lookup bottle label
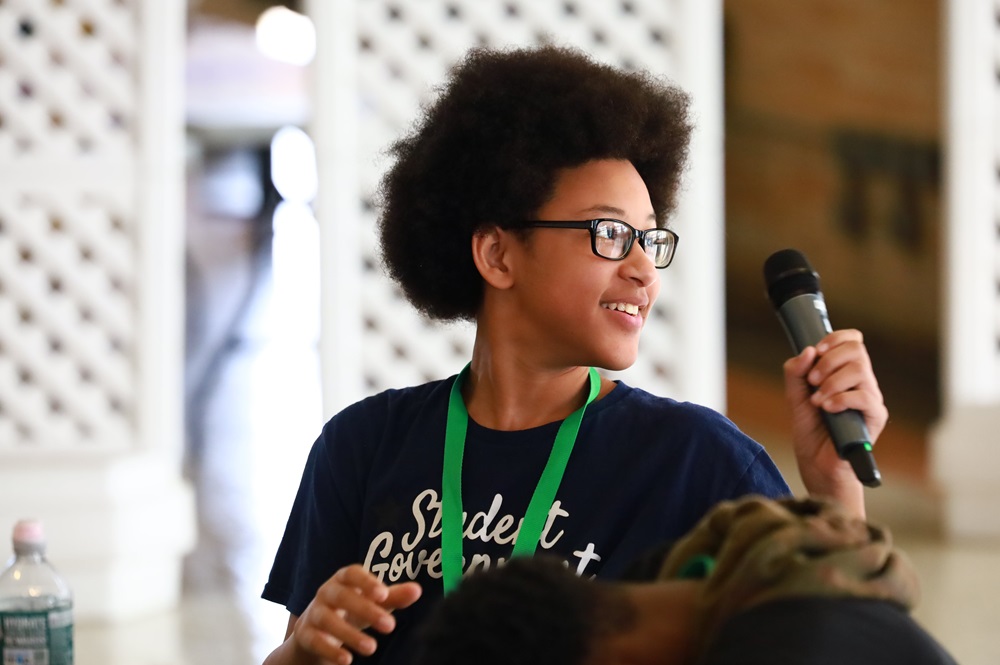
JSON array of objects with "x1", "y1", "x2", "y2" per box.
[{"x1": 0, "y1": 609, "x2": 73, "y2": 665}]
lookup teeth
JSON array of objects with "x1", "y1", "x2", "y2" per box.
[{"x1": 602, "y1": 302, "x2": 640, "y2": 316}]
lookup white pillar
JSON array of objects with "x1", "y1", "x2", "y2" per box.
[
  {"x1": 306, "y1": 0, "x2": 366, "y2": 417},
  {"x1": 0, "y1": 0, "x2": 195, "y2": 618},
  {"x1": 671, "y1": 0, "x2": 726, "y2": 411},
  {"x1": 929, "y1": 0, "x2": 1000, "y2": 540}
]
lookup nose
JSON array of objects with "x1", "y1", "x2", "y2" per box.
[{"x1": 620, "y1": 238, "x2": 659, "y2": 287}]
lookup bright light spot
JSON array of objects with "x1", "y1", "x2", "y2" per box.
[
  {"x1": 255, "y1": 6, "x2": 316, "y2": 66},
  {"x1": 270, "y1": 125, "x2": 317, "y2": 204},
  {"x1": 271, "y1": 201, "x2": 320, "y2": 343}
]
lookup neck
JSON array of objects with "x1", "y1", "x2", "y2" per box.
[{"x1": 464, "y1": 341, "x2": 614, "y2": 431}]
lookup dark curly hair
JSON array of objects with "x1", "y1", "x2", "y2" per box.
[
  {"x1": 377, "y1": 45, "x2": 693, "y2": 321},
  {"x1": 413, "y1": 556, "x2": 635, "y2": 665}
]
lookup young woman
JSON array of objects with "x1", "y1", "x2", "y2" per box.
[{"x1": 261, "y1": 45, "x2": 887, "y2": 665}]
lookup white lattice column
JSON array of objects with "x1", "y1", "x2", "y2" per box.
[
  {"x1": 307, "y1": 0, "x2": 365, "y2": 416},
  {"x1": 0, "y1": 0, "x2": 195, "y2": 618},
  {"x1": 309, "y1": 0, "x2": 725, "y2": 415},
  {"x1": 929, "y1": 0, "x2": 1000, "y2": 540},
  {"x1": 667, "y1": 0, "x2": 725, "y2": 411}
]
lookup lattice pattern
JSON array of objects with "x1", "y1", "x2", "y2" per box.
[
  {"x1": 994, "y1": 2, "x2": 1000, "y2": 387},
  {"x1": 0, "y1": 0, "x2": 135, "y2": 160},
  {"x1": 0, "y1": 187, "x2": 135, "y2": 451},
  {"x1": 354, "y1": 0, "x2": 683, "y2": 394},
  {"x1": 0, "y1": 0, "x2": 139, "y2": 452}
]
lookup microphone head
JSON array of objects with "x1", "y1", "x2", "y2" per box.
[{"x1": 764, "y1": 249, "x2": 821, "y2": 308}]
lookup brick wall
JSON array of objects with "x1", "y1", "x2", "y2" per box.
[{"x1": 723, "y1": 0, "x2": 942, "y2": 422}]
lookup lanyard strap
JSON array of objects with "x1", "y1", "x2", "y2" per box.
[{"x1": 441, "y1": 364, "x2": 600, "y2": 593}]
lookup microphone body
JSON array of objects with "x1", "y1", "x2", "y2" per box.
[{"x1": 764, "y1": 250, "x2": 882, "y2": 488}]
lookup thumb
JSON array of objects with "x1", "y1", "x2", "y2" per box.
[{"x1": 784, "y1": 346, "x2": 816, "y2": 401}]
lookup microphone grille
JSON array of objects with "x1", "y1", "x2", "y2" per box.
[{"x1": 763, "y1": 249, "x2": 820, "y2": 308}]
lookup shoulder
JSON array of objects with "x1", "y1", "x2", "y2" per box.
[
  {"x1": 309, "y1": 377, "x2": 454, "y2": 466},
  {"x1": 594, "y1": 382, "x2": 749, "y2": 440},
  {"x1": 324, "y1": 377, "x2": 453, "y2": 434},
  {"x1": 589, "y1": 382, "x2": 788, "y2": 495}
]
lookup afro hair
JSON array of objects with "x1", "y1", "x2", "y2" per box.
[
  {"x1": 413, "y1": 556, "x2": 634, "y2": 665},
  {"x1": 377, "y1": 44, "x2": 692, "y2": 321}
]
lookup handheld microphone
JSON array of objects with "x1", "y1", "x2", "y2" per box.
[{"x1": 763, "y1": 249, "x2": 882, "y2": 488}]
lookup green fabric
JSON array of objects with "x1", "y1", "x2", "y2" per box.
[{"x1": 442, "y1": 366, "x2": 600, "y2": 594}]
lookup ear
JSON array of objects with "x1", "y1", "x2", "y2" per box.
[{"x1": 471, "y1": 226, "x2": 517, "y2": 290}]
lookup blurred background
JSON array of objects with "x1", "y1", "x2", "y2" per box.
[{"x1": 0, "y1": 0, "x2": 998, "y2": 663}]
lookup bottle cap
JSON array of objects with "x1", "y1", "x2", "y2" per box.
[{"x1": 12, "y1": 519, "x2": 45, "y2": 547}]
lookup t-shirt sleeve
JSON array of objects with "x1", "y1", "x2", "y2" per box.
[
  {"x1": 261, "y1": 399, "x2": 377, "y2": 616},
  {"x1": 669, "y1": 402, "x2": 792, "y2": 510},
  {"x1": 731, "y1": 446, "x2": 792, "y2": 499}
]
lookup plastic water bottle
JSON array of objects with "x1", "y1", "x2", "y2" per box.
[{"x1": 0, "y1": 519, "x2": 74, "y2": 665}]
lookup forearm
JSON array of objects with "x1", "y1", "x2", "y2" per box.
[{"x1": 801, "y1": 463, "x2": 865, "y2": 519}]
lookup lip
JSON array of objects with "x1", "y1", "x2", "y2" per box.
[{"x1": 600, "y1": 301, "x2": 648, "y2": 329}]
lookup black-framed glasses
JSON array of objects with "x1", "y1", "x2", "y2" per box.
[{"x1": 509, "y1": 218, "x2": 679, "y2": 268}]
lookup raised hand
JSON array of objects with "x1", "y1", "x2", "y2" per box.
[{"x1": 783, "y1": 329, "x2": 888, "y2": 517}]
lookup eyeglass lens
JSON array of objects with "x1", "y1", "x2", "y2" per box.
[{"x1": 594, "y1": 220, "x2": 673, "y2": 267}]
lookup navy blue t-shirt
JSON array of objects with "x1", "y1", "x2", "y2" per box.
[{"x1": 263, "y1": 377, "x2": 790, "y2": 664}]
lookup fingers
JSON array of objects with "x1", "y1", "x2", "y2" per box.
[
  {"x1": 384, "y1": 581, "x2": 423, "y2": 611},
  {"x1": 784, "y1": 330, "x2": 866, "y2": 389},
  {"x1": 296, "y1": 602, "x2": 377, "y2": 663},
  {"x1": 294, "y1": 565, "x2": 422, "y2": 665},
  {"x1": 783, "y1": 347, "x2": 823, "y2": 420},
  {"x1": 323, "y1": 566, "x2": 396, "y2": 631},
  {"x1": 786, "y1": 329, "x2": 888, "y2": 433},
  {"x1": 783, "y1": 344, "x2": 817, "y2": 382},
  {"x1": 807, "y1": 339, "x2": 876, "y2": 401}
]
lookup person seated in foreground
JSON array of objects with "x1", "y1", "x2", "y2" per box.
[{"x1": 414, "y1": 495, "x2": 958, "y2": 665}]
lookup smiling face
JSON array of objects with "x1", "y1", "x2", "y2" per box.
[{"x1": 498, "y1": 159, "x2": 663, "y2": 372}]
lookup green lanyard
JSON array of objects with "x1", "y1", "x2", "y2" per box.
[{"x1": 441, "y1": 363, "x2": 601, "y2": 593}]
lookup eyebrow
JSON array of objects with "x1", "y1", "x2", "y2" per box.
[{"x1": 578, "y1": 205, "x2": 657, "y2": 222}]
